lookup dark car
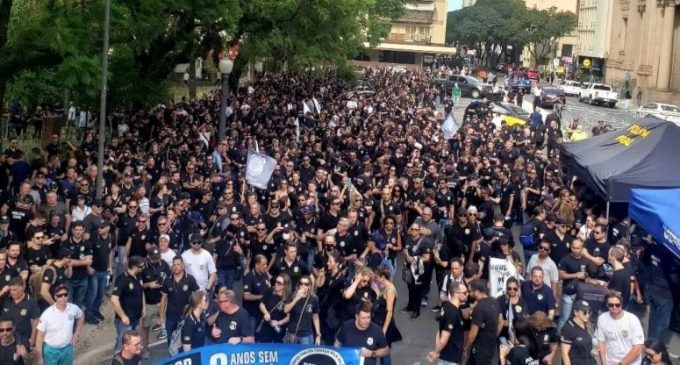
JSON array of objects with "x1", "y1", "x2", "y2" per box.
[
  {"x1": 539, "y1": 87, "x2": 566, "y2": 108},
  {"x1": 433, "y1": 75, "x2": 494, "y2": 99}
]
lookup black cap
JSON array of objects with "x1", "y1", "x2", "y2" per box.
[
  {"x1": 483, "y1": 228, "x2": 496, "y2": 240},
  {"x1": 555, "y1": 216, "x2": 568, "y2": 225},
  {"x1": 98, "y1": 219, "x2": 110, "y2": 229},
  {"x1": 456, "y1": 207, "x2": 468, "y2": 216},
  {"x1": 148, "y1": 245, "x2": 161, "y2": 260},
  {"x1": 573, "y1": 300, "x2": 591, "y2": 313}
]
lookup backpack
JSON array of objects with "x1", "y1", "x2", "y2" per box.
[
  {"x1": 29, "y1": 265, "x2": 56, "y2": 298},
  {"x1": 519, "y1": 220, "x2": 540, "y2": 248},
  {"x1": 168, "y1": 318, "x2": 186, "y2": 356}
]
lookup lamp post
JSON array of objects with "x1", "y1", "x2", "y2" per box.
[
  {"x1": 96, "y1": 0, "x2": 111, "y2": 200},
  {"x1": 217, "y1": 58, "x2": 233, "y2": 141}
]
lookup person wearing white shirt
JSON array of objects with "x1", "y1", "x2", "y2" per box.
[
  {"x1": 526, "y1": 240, "x2": 559, "y2": 301},
  {"x1": 158, "y1": 234, "x2": 176, "y2": 268},
  {"x1": 595, "y1": 292, "x2": 644, "y2": 365},
  {"x1": 35, "y1": 284, "x2": 85, "y2": 365},
  {"x1": 181, "y1": 237, "x2": 217, "y2": 291}
]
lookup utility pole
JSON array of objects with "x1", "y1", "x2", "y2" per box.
[{"x1": 96, "y1": 0, "x2": 110, "y2": 199}]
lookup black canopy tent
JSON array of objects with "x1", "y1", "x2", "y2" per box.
[{"x1": 560, "y1": 116, "x2": 680, "y2": 214}]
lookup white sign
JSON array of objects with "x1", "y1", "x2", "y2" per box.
[{"x1": 489, "y1": 257, "x2": 518, "y2": 298}]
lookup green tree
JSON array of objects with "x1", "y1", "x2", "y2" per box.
[{"x1": 521, "y1": 7, "x2": 577, "y2": 67}]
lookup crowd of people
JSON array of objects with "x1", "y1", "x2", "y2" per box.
[{"x1": 0, "y1": 66, "x2": 678, "y2": 365}]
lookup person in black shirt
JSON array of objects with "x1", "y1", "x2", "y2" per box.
[
  {"x1": 111, "y1": 256, "x2": 146, "y2": 351},
  {"x1": 528, "y1": 311, "x2": 559, "y2": 364},
  {"x1": 243, "y1": 255, "x2": 271, "y2": 331},
  {"x1": 86, "y1": 221, "x2": 113, "y2": 324},
  {"x1": 560, "y1": 300, "x2": 596, "y2": 365},
  {"x1": 159, "y1": 256, "x2": 199, "y2": 347},
  {"x1": 180, "y1": 291, "x2": 208, "y2": 352},
  {"x1": 208, "y1": 290, "x2": 254, "y2": 344},
  {"x1": 37, "y1": 248, "x2": 70, "y2": 311},
  {"x1": 343, "y1": 267, "x2": 377, "y2": 321},
  {"x1": 258, "y1": 274, "x2": 291, "y2": 343},
  {"x1": 140, "y1": 246, "x2": 169, "y2": 352},
  {"x1": 0, "y1": 317, "x2": 28, "y2": 365},
  {"x1": 60, "y1": 222, "x2": 92, "y2": 309},
  {"x1": 465, "y1": 279, "x2": 500, "y2": 365},
  {"x1": 427, "y1": 281, "x2": 467, "y2": 364},
  {"x1": 608, "y1": 246, "x2": 633, "y2": 309},
  {"x1": 283, "y1": 275, "x2": 321, "y2": 345},
  {"x1": 544, "y1": 216, "x2": 572, "y2": 265},
  {"x1": 1, "y1": 277, "x2": 39, "y2": 349},
  {"x1": 557, "y1": 238, "x2": 589, "y2": 330},
  {"x1": 335, "y1": 302, "x2": 388, "y2": 365},
  {"x1": 499, "y1": 317, "x2": 540, "y2": 365}
]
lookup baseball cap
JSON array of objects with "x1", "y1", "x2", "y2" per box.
[
  {"x1": 368, "y1": 232, "x2": 386, "y2": 249},
  {"x1": 555, "y1": 216, "x2": 568, "y2": 225},
  {"x1": 573, "y1": 300, "x2": 591, "y2": 313},
  {"x1": 301, "y1": 205, "x2": 315, "y2": 214},
  {"x1": 159, "y1": 234, "x2": 170, "y2": 242},
  {"x1": 148, "y1": 245, "x2": 161, "y2": 260},
  {"x1": 98, "y1": 219, "x2": 110, "y2": 229}
]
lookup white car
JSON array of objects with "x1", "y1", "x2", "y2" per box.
[
  {"x1": 559, "y1": 80, "x2": 581, "y2": 96},
  {"x1": 637, "y1": 102, "x2": 680, "y2": 125}
]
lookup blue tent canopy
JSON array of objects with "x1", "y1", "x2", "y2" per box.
[{"x1": 629, "y1": 188, "x2": 680, "y2": 260}]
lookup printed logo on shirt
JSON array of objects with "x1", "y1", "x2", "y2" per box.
[
  {"x1": 367, "y1": 337, "x2": 374, "y2": 346},
  {"x1": 621, "y1": 330, "x2": 628, "y2": 338},
  {"x1": 537, "y1": 294, "x2": 544, "y2": 301},
  {"x1": 307, "y1": 304, "x2": 313, "y2": 313},
  {"x1": 293, "y1": 267, "x2": 299, "y2": 273},
  {"x1": 183, "y1": 284, "x2": 188, "y2": 291},
  {"x1": 229, "y1": 321, "x2": 237, "y2": 330},
  {"x1": 129, "y1": 283, "x2": 134, "y2": 290},
  {"x1": 20, "y1": 309, "x2": 27, "y2": 316}
]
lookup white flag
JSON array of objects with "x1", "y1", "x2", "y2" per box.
[
  {"x1": 302, "y1": 101, "x2": 311, "y2": 115},
  {"x1": 313, "y1": 97, "x2": 322, "y2": 114},
  {"x1": 489, "y1": 257, "x2": 519, "y2": 298},
  {"x1": 246, "y1": 150, "x2": 277, "y2": 190},
  {"x1": 441, "y1": 113, "x2": 458, "y2": 140},
  {"x1": 295, "y1": 118, "x2": 300, "y2": 144}
]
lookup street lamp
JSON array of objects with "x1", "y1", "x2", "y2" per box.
[{"x1": 217, "y1": 58, "x2": 233, "y2": 141}]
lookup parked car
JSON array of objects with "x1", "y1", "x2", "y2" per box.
[
  {"x1": 559, "y1": 80, "x2": 582, "y2": 96},
  {"x1": 579, "y1": 83, "x2": 619, "y2": 108},
  {"x1": 526, "y1": 69, "x2": 540, "y2": 81},
  {"x1": 636, "y1": 102, "x2": 680, "y2": 125},
  {"x1": 432, "y1": 75, "x2": 494, "y2": 99},
  {"x1": 539, "y1": 87, "x2": 566, "y2": 108},
  {"x1": 507, "y1": 72, "x2": 532, "y2": 93}
]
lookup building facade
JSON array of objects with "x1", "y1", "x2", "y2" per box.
[
  {"x1": 574, "y1": 0, "x2": 614, "y2": 80},
  {"x1": 522, "y1": 0, "x2": 579, "y2": 71},
  {"x1": 607, "y1": 0, "x2": 680, "y2": 105},
  {"x1": 367, "y1": 0, "x2": 456, "y2": 67}
]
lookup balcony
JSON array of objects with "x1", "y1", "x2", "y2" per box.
[
  {"x1": 397, "y1": 10, "x2": 434, "y2": 24},
  {"x1": 387, "y1": 33, "x2": 432, "y2": 44}
]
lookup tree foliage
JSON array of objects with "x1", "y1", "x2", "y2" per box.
[
  {"x1": 0, "y1": 0, "x2": 406, "y2": 110},
  {"x1": 446, "y1": 0, "x2": 576, "y2": 67}
]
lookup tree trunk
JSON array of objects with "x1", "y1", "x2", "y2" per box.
[{"x1": 188, "y1": 59, "x2": 197, "y2": 100}]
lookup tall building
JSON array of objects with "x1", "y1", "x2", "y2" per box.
[
  {"x1": 367, "y1": 0, "x2": 456, "y2": 66},
  {"x1": 607, "y1": 0, "x2": 680, "y2": 105},
  {"x1": 574, "y1": 0, "x2": 614, "y2": 80}
]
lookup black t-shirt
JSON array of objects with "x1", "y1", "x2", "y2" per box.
[
  {"x1": 286, "y1": 295, "x2": 319, "y2": 337},
  {"x1": 344, "y1": 285, "x2": 377, "y2": 321},
  {"x1": 471, "y1": 296, "x2": 499, "y2": 352},
  {"x1": 127, "y1": 230, "x2": 151, "y2": 258},
  {"x1": 260, "y1": 289, "x2": 286, "y2": 321},
  {"x1": 61, "y1": 237, "x2": 93, "y2": 280},
  {"x1": 534, "y1": 326, "x2": 559, "y2": 360},
  {"x1": 181, "y1": 312, "x2": 206, "y2": 349},
  {"x1": 215, "y1": 239, "x2": 239, "y2": 270},
  {"x1": 560, "y1": 320, "x2": 596, "y2": 364},
  {"x1": 506, "y1": 345, "x2": 539, "y2": 365},
  {"x1": 160, "y1": 273, "x2": 199, "y2": 321},
  {"x1": 242, "y1": 271, "x2": 270, "y2": 320},
  {"x1": 271, "y1": 258, "x2": 309, "y2": 288},
  {"x1": 608, "y1": 266, "x2": 634, "y2": 308},
  {"x1": 558, "y1": 254, "x2": 588, "y2": 295},
  {"x1": 0, "y1": 295, "x2": 40, "y2": 341},
  {"x1": 0, "y1": 334, "x2": 26, "y2": 365},
  {"x1": 112, "y1": 271, "x2": 144, "y2": 321},
  {"x1": 141, "y1": 260, "x2": 170, "y2": 305},
  {"x1": 438, "y1": 301, "x2": 464, "y2": 363},
  {"x1": 25, "y1": 245, "x2": 51, "y2": 269},
  {"x1": 211, "y1": 307, "x2": 253, "y2": 343},
  {"x1": 544, "y1": 230, "x2": 572, "y2": 264},
  {"x1": 91, "y1": 233, "x2": 114, "y2": 272},
  {"x1": 336, "y1": 320, "x2": 387, "y2": 365}
]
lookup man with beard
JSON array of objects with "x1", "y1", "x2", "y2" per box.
[
  {"x1": 61, "y1": 222, "x2": 92, "y2": 309},
  {"x1": 140, "y1": 246, "x2": 169, "y2": 354},
  {"x1": 427, "y1": 281, "x2": 468, "y2": 365},
  {"x1": 444, "y1": 207, "x2": 480, "y2": 264},
  {"x1": 464, "y1": 279, "x2": 500, "y2": 365}
]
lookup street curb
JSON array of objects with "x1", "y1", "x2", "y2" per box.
[{"x1": 75, "y1": 339, "x2": 166, "y2": 365}]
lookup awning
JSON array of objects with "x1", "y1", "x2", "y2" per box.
[
  {"x1": 404, "y1": 3, "x2": 435, "y2": 11},
  {"x1": 369, "y1": 42, "x2": 457, "y2": 55}
]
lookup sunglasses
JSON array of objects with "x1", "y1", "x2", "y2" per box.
[
  {"x1": 506, "y1": 287, "x2": 519, "y2": 292},
  {"x1": 138, "y1": 221, "x2": 147, "y2": 224},
  {"x1": 0, "y1": 327, "x2": 13, "y2": 333},
  {"x1": 129, "y1": 205, "x2": 138, "y2": 208},
  {"x1": 331, "y1": 202, "x2": 341, "y2": 206},
  {"x1": 607, "y1": 302, "x2": 622, "y2": 308},
  {"x1": 539, "y1": 246, "x2": 550, "y2": 251},
  {"x1": 55, "y1": 292, "x2": 69, "y2": 298},
  {"x1": 257, "y1": 228, "x2": 266, "y2": 231},
  {"x1": 299, "y1": 282, "x2": 310, "y2": 286},
  {"x1": 275, "y1": 280, "x2": 285, "y2": 285}
]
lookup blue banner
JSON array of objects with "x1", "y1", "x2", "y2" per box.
[{"x1": 156, "y1": 343, "x2": 363, "y2": 365}]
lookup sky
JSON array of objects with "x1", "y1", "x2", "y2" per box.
[{"x1": 448, "y1": 0, "x2": 462, "y2": 11}]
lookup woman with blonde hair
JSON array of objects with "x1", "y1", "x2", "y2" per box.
[
  {"x1": 373, "y1": 264, "x2": 402, "y2": 365},
  {"x1": 258, "y1": 274, "x2": 292, "y2": 343},
  {"x1": 283, "y1": 274, "x2": 321, "y2": 345}
]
